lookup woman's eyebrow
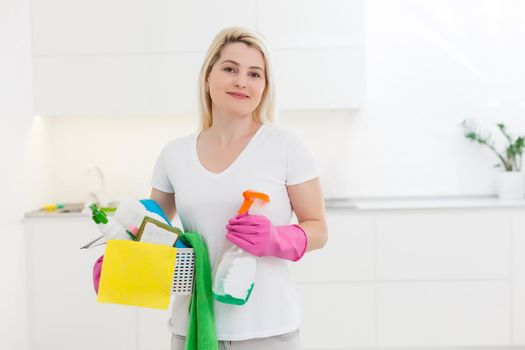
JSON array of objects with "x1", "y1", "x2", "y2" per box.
[{"x1": 221, "y1": 59, "x2": 264, "y2": 72}]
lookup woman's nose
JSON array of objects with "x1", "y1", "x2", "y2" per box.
[{"x1": 234, "y1": 76, "x2": 247, "y2": 89}]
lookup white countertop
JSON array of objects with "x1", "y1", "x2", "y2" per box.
[
  {"x1": 325, "y1": 195, "x2": 525, "y2": 210},
  {"x1": 24, "y1": 195, "x2": 525, "y2": 219}
]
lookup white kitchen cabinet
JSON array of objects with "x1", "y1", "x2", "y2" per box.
[
  {"x1": 25, "y1": 217, "x2": 138, "y2": 350},
  {"x1": 292, "y1": 211, "x2": 374, "y2": 282},
  {"x1": 258, "y1": 0, "x2": 365, "y2": 110},
  {"x1": 33, "y1": 55, "x2": 150, "y2": 116},
  {"x1": 375, "y1": 210, "x2": 511, "y2": 280},
  {"x1": 149, "y1": 53, "x2": 205, "y2": 115},
  {"x1": 25, "y1": 216, "x2": 180, "y2": 350},
  {"x1": 292, "y1": 207, "x2": 522, "y2": 349},
  {"x1": 512, "y1": 211, "x2": 525, "y2": 345},
  {"x1": 31, "y1": 0, "x2": 150, "y2": 55},
  {"x1": 257, "y1": 0, "x2": 364, "y2": 49},
  {"x1": 377, "y1": 281, "x2": 511, "y2": 347},
  {"x1": 296, "y1": 283, "x2": 375, "y2": 349},
  {"x1": 27, "y1": 204, "x2": 523, "y2": 350},
  {"x1": 149, "y1": 0, "x2": 256, "y2": 53},
  {"x1": 31, "y1": 0, "x2": 365, "y2": 116},
  {"x1": 273, "y1": 47, "x2": 365, "y2": 110}
]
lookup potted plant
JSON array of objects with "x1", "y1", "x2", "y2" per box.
[{"x1": 461, "y1": 119, "x2": 525, "y2": 200}]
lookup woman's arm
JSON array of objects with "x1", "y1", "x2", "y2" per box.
[
  {"x1": 287, "y1": 177, "x2": 328, "y2": 252},
  {"x1": 225, "y1": 177, "x2": 328, "y2": 260},
  {"x1": 149, "y1": 188, "x2": 177, "y2": 222}
]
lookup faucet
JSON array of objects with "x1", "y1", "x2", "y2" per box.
[{"x1": 86, "y1": 165, "x2": 109, "y2": 207}]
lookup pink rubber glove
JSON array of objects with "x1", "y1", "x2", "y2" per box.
[
  {"x1": 93, "y1": 255, "x2": 104, "y2": 295},
  {"x1": 225, "y1": 213, "x2": 308, "y2": 261}
]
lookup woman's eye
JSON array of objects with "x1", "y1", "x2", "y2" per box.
[{"x1": 223, "y1": 66, "x2": 260, "y2": 78}]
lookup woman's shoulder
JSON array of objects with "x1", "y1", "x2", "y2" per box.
[
  {"x1": 159, "y1": 132, "x2": 197, "y2": 155},
  {"x1": 262, "y1": 123, "x2": 299, "y2": 140},
  {"x1": 263, "y1": 123, "x2": 305, "y2": 145}
]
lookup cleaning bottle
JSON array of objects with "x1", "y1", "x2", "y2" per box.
[
  {"x1": 213, "y1": 190, "x2": 270, "y2": 305},
  {"x1": 88, "y1": 203, "x2": 131, "y2": 241}
]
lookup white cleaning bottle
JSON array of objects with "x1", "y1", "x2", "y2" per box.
[
  {"x1": 213, "y1": 191, "x2": 270, "y2": 305},
  {"x1": 113, "y1": 198, "x2": 168, "y2": 229},
  {"x1": 213, "y1": 245, "x2": 257, "y2": 305}
]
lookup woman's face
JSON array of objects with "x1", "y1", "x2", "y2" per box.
[{"x1": 206, "y1": 42, "x2": 267, "y2": 118}]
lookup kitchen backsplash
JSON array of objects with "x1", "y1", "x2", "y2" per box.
[{"x1": 37, "y1": 110, "x2": 355, "y2": 204}]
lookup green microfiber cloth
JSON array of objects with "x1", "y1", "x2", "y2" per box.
[{"x1": 178, "y1": 232, "x2": 218, "y2": 350}]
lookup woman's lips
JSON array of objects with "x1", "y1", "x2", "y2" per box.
[{"x1": 227, "y1": 92, "x2": 249, "y2": 100}]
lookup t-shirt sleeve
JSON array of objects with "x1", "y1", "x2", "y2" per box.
[
  {"x1": 285, "y1": 131, "x2": 320, "y2": 186},
  {"x1": 150, "y1": 146, "x2": 175, "y2": 193}
]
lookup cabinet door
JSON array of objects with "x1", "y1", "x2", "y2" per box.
[
  {"x1": 292, "y1": 211, "x2": 375, "y2": 348},
  {"x1": 374, "y1": 209, "x2": 513, "y2": 347},
  {"x1": 31, "y1": 0, "x2": 150, "y2": 55},
  {"x1": 296, "y1": 283, "x2": 375, "y2": 349},
  {"x1": 150, "y1": 0, "x2": 256, "y2": 52},
  {"x1": 377, "y1": 281, "x2": 511, "y2": 347},
  {"x1": 32, "y1": 0, "x2": 365, "y2": 116},
  {"x1": 33, "y1": 55, "x2": 150, "y2": 116},
  {"x1": 150, "y1": 53, "x2": 204, "y2": 115},
  {"x1": 26, "y1": 218, "x2": 136, "y2": 350},
  {"x1": 259, "y1": 0, "x2": 365, "y2": 110},
  {"x1": 272, "y1": 47, "x2": 364, "y2": 110},
  {"x1": 375, "y1": 210, "x2": 511, "y2": 280},
  {"x1": 257, "y1": 0, "x2": 364, "y2": 49},
  {"x1": 512, "y1": 210, "x2": 525, "y2": 345},
  {"x1": 291, "y1": 211, "x2": 374, "y2": 282}
]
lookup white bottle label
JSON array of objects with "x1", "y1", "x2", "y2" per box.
[{"x1": 222, "y1": 256, "x2": 257, "y2": 299}]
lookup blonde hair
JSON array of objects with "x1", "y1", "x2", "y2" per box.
[{"x1": 197, "y1": 27, "x2": 276, "y2": 131}]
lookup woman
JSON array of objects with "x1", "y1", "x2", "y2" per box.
[{"x1": 150, "y1": 26, "x2": 328, "y2": 350}]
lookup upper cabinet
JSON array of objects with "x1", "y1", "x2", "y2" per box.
[
  {"x1": 31, "y1": 0, "x2": 151, "y2": 55},
  {"x1": 149, "y1": 0, "x2": 257, "y2": 53},
  {"x1": 31, "y1": 0, "x2": 364, "y2": 116},
  {"x1": 257, "y1": 0, "x2": 364, "y2": 49}
]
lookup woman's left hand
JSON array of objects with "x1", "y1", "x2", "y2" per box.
[{"x1": 225, "y1": 213, "x2": 308, "y2": 261}]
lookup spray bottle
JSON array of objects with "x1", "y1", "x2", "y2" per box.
[
  {"x1": 88, "y1": 203, "x2": 132, "y2": 241},
  {"x1": 213, "y1": 190, "x2": 270, "y2": 305}
]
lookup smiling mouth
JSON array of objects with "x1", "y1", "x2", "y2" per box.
[{"x1": 227, "y1": 92, "x2": 249, "y2": 99}]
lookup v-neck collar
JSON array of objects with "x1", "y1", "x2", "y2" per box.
[{"x1": 193, "y1": 123, "x2": 267, "y2": 176}]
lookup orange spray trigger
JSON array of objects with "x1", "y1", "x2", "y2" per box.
[{"x1": 238, "y1": 190, "x2": 270, "y2": 215}]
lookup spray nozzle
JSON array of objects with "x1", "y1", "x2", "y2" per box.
[
  {"x1": 238, "y1": 190, "x2": 270, "y2": 215},
  {"x1": 88, "y1": 203, "x2": 108, "y2": 224}
]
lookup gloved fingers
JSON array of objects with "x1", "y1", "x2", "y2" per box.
[
  {"x1": 226, "y1": 232, "x2": 255, "y2": 251},
  {"x1": 230, "y1": 212, "x2": 250, "y2": 222},
  {"x1": 228, "y1": 216, "x2": 259, "y2": 226},
  {"x1": 229, "y1": 213, "x2": 269, "y2": 225},
  {"x1": 235, "y1": 212, "x2": 249, "y2": 219},
  {"x1": 226, "y1": 224, "x2": 261, "y2": 235}
]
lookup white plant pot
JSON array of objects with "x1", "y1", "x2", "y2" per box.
[{"x1": 496, "y1": 171, "x2": 525, "y2": 200}]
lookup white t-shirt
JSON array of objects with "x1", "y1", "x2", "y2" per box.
[{"x1": 150, "y1": 123, "x2": 320, "y2": 341}]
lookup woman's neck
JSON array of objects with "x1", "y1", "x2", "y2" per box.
[{"x1": 205, "y1": 113, "x2": 262, "y2": 146}]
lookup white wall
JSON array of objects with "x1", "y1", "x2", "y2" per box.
[
  {"x1": 352, "y1": 0, "x2": 525, "y2": 197},
  {"x1": 35, "y1": 0, "x2": 525, "y2": 206},
  {"x1": 40, "y1": 111, "x2": 354, "y2": 204},
  {"x1": 0, "y1": 0, "x2": 41, "y2": 348}
]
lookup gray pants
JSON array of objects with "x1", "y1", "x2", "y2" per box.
[{"x1": 170, "y1": 329, "x2": 301, "y2": 350}]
